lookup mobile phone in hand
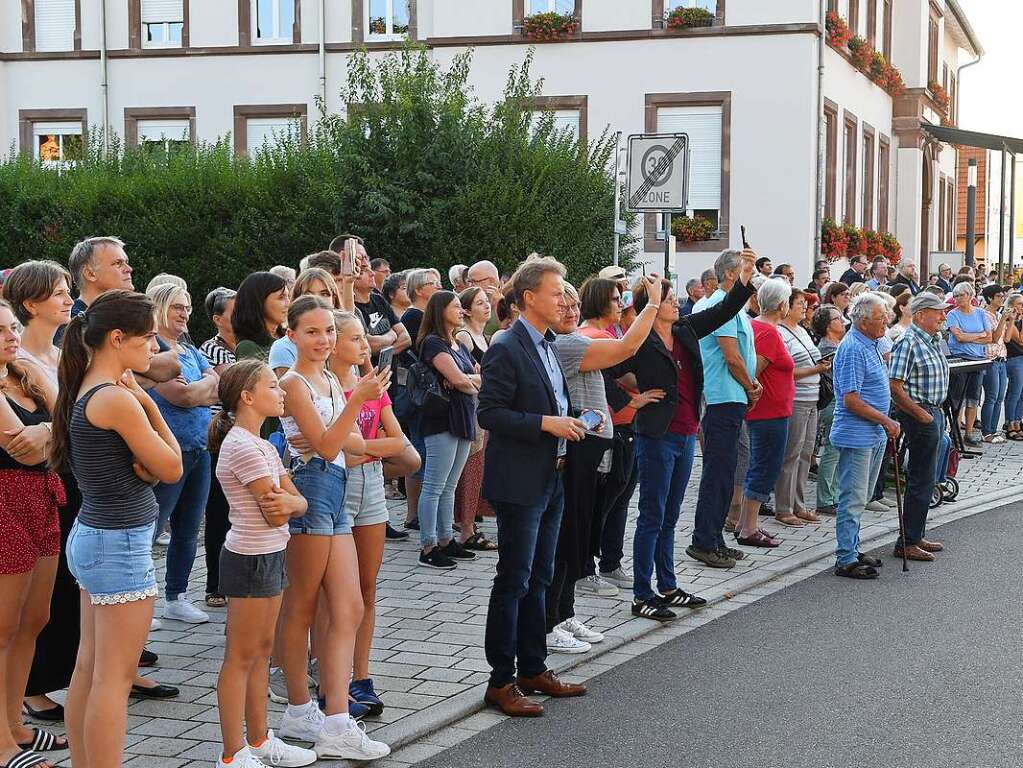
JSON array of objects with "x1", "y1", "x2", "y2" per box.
[
  {"x1": 376, "y1": 346, "x2": 394, "y2": 373},
  {"x1": 579, "y1": 409, "x2": 602, "y2": 431},
  {"x1": 741, "y1": 225, "x2": 751, "y2": 249},
  {"x1": 342, "y1": 238, "x2": 356, "y2": 277}
]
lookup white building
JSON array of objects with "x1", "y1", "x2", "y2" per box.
[{"x1": 0, "y1": 0, "x2": 982, "y2": 281}]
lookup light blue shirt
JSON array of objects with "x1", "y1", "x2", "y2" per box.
[
  {"x1": 945, "y1": 307, "x2": 990, "y2": 360},
  {"x1": 830, "y1": 328, "x2": 891, "y2": 449},
  {"x1": 866, "y1": 278, "x2": 887, "y2": 291},
  {"x1": 518, "y1": 317, "x2": 569, "y2": 457},
  {"x1": 268, "y1": 336, "x2": 298, "y2": 371},
  {"x1": 695, "y1": 289, "x2": 756, "y2": 405}
]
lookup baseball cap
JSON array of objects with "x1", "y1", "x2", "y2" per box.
[
  {"x1": 599, "y1": 266, "x2": 627, "y2": 281},
  {"x1": 910, "y1": 292, "x2": 947, "y2": 313}
]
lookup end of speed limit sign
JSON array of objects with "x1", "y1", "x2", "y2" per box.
[{"x1": 626, "y1": 133, "x2": 689, "y2": 212}]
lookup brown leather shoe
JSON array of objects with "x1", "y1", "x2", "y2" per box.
[
  {"x1": 916, "y1": 539, "x2": 944, "y2": 553},
  {"x1": 516, "y1": 670, "x2": 587, "y2": 698},
  {"x1": 484, "y1": 683, "x2": 544, "y2": 717},
  {"x1": 893, "y1": 545, "x2": 935, "y2": 562}
]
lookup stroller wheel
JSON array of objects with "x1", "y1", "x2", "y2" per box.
[
  {"x1": 942, "y1": 477, "x2": 959, "y2": 502},
  {"x1": 930, "y1": 485, "x2": 943, "y2": 509}
]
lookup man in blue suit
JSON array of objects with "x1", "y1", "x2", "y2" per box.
[{"x1": 479, "y1": 255, "x2": 590, "y2": 717}]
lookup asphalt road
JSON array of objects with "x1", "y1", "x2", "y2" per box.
[{"x1": 417, "y1": 503, "x2": 1023, "y2": 768}]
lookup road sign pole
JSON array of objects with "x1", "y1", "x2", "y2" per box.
[
  {"x1": 664, "y1": 212, "x2": 672, "y2": 275},
  {"x1": 613, "y1": 132, "x2": 622, "y2": 267}
]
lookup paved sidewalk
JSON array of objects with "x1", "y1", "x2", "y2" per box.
[{"x1": 46, "y1": 440, "x2": 1023, "y2": 767}]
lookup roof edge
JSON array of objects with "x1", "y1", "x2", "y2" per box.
[{"x1": 946, "y1": 0, "x2": 984, "y2": 58}]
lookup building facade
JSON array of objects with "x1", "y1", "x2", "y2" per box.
[{"x1": 0, "y1": 0, "x2": 981, "y2": 281}]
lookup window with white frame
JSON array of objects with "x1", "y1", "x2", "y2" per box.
[
  {"x1": 253, "y1": 0, "x2": 295, "y2": 43},
  {"x1": 667, "y1": 0, "x2": 716, "y2": 13},
  {"x1": 142, "y1": 0, "x2": 184, "y2": 47},
  {"x1": 35, "y1": 0, "x2": 76, "y2": 52},
  {"x1": 138, "y1": 120, "x2": 190, "y2": 156},
  {"x1": 525, "y1": 0, "x2": 574, "y2": 14},
  {"x1": 656, "y1": 105, "x2": 723, "y2": 231},
  {"x1": 529, "y1": 110, "x2": 581, "y2": 141},
  {"x1": 246, "y1": 117, "x2": 301, "y2": 154},
  {"x1": 33, "y1": 122, "x2": 83, "y2": 168},
  {"x1": 367, "y1": 0, "x2": 410, "y2": 39}
]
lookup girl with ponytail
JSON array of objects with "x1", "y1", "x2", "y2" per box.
[
  {"x1": 55, "y1": 289, "x2": 183, "y2": 768},
  {"x1": 210, "y1": 359, "x2": 315, "y2": 768}
]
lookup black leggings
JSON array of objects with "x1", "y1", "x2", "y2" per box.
[{"x1": 204, "y1": 451, "x2": 231, "y2": 595}]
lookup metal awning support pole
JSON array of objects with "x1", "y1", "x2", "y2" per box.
[
  {"x1": 966, "y1": 158, "x2": 977, "y2": 267},
  {"x1": 999, "y1": 147, "x2": 1007, "y2": 283},
  {"x1": 1010, "y1": 154, "x2": 1017, "y2": 281}
]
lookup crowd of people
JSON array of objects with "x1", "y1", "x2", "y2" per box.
[{"x1": 0, "y1": 235, "x2": 1014, "y2": 767}]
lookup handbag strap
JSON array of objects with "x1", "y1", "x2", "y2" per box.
[{"x1": 779, "y1": 324, "x2": 819, "y2": 363}]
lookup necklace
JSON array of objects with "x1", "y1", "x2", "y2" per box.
[{"x1": 0, "y1": 364, "x2": 7, "y2": 380}]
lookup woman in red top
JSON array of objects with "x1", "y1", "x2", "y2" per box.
[{"x1": 738, "y1": 279, "x2": 796, "y2": 546}]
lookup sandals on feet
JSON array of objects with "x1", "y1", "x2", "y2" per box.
[
  {"x1": 462, "y1": 531, "x2": 497, "y2": 551},
  {"x1": 16, "y1": 730, "x2": 66, "y2": 753},
  {"x1": 774, "y1": 514, "x2": 805, "y2": 528},
  {"x1": 735, "y1": 529, "x2": 780, "y2": 548},
  {"x1": 205, "y1": 593, "x2": 227, "y2": 608},
  {"x1": 3, "y1": 749, "x2": 52, "y2": 768}
]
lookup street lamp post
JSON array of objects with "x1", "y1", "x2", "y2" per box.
[{"x1": 966, "y1": 158, "x2": 977, "y2": 268}]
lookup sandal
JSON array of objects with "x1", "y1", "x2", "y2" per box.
[
  {"x1": 16, "y1": 729, "x2": 66, "y2": 753},
  {"x1": 21, "y1": 702, "x2": 63, "y2": 723},
  {"x1": 205, "y1": 593, "x2": 227, "y2": 608},
  {"x1": 774, "y1": 514, "x2": 805, "y2": 528},
  {"x1": 794, "y1": 509, "x2": 820, "y2": 523},
  {"x1": 462, "y1": 531, "x2": 497, "y2": 551},
  {"x1": 724, "y1": 520, "x2": 737, "y2": 533},
  {"x1": 2, "y1": 749, "x2": 51, "y2": 768},
  {"x1": 835, "y1": 561, "x2": 878, "y2": 579},
  {"x1": 735, "y1": 529, "x2": 780, "y2": 548}
]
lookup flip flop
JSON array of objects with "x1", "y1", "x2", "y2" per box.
[
  {"x1": 774, "y1": 514, "x2": 805, "y2": 528},
  {"x1": 2, "y1": 749, "x2": 52, "y2": 768},
  {"x1": 16, "y1": 729, "x2": 66, "y2": 753}
]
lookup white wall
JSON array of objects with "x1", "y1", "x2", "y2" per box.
[
  {"x1": 582, "y1": 0, "x2": 649, "y2": 33},
  {"x1": 191, "y1": 1, "x2": 240, "y2": 47},
  {"x1": 432, "y1": 0, "x2": 510, "y2": 38},
  {"x1": 896, "y1": 148, "x2": 923, "y2": 263},
  {"x1": 890, "y1": 0, "x2": 927, "y2": 88}
]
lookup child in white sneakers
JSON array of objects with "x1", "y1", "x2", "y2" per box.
[{"x1": 210, "y1": 360, "x2": 315, "y2": 768}]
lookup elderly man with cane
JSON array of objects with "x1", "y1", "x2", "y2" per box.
[
  {"x1": 830, "y1": 293, "x2": 901, "y2": 579},
  {"x1": 888, "y1": 292, "x2": 950, "y2": 562}
]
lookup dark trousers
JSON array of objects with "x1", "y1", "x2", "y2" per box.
[
  {"x1": 897, "y1": 407, "x2": 943, "y2": 547},
  {"x1": 591, "y1": 428, "x2": 638, "y2": 575},
  {"x1": 204, "y1": 451, "x2": 231, "y2": 595},
  {"x1": 692, "y1": 402, "x2": 746, "y2": 552},
  {"x1": 485, "y1": 472, "x2": 565, "y2": 687},
  {"x1": 545, "y1": 437, "x2": 607, "y2": 632}
]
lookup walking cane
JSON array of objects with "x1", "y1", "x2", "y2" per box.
[{"x1": 889, "y1": 437, "x2": 909, "y2": 573}]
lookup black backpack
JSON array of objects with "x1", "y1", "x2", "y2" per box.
[{"x1": 405, "y1": 350, "x2": 450, "y2": 413}]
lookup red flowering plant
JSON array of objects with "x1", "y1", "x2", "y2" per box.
[
  {"x1": 667, "y1": 6, "x2": 715, "y2": 29},
  {"x1": 881, "y1": 232, "x2": 902, "y2": 265},
  {"x1": 672, "y1": 215, "x2": 715, "y2": 243},
  {"x1": 863, "y1": 230, "x2": 884, "y2": 258},
  {"x1": 847, "y1": 36, "x2": 873, "y2": 71},
  {"x1": 825, "y1": 11, "x2": 852, "y2": 48},
  {"x1": 821, "y1": 218, "x2": 848, "y2": 261},
  {"x1": 882, "y1": 62, "x2": 905, "y2": 97},
  {"x1": 522, "y1": 11, "x2": 578, "y2": 41},
  {"x1": 843, "y1": 224, "x2": 867, "y2": 256},
  {"x1": 929, "y1": 80, "x2": 951, "y2": 117}
]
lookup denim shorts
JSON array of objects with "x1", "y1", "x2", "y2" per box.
[
  {"x1": 345, "y1": 461, "x2": 390, "y2": 528},
  {"x1": 219, "y1": 548, "x2": 288, "y2": 598},
  {"x1": 289, "y1": 457, "x2": 351, "y2": 535},
  {"x1": 67, "y1": 519, "x2": 158, "y2": 605},
  {"x1": 744, "y1": 417, "x2": 790, "y2": 503}
]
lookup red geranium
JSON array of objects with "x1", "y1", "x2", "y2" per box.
[
  {"x1": 822, "y1": 218, "x2": 848, "y2": 261},
  {"x1": 825, "y1": 11, "x2": 852, "y2": 48},
  {"x1": 844, "y1": 224, "x2": 867, "y2": 256},
  {"x1": 847, "y1": 36, "x2": 873, "y2": 71}
]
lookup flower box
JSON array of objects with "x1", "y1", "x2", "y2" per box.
[
  {"x1": 522, "y1": 11, "x2": 578, "y2": 41},
  {"x1": 881, "y1": 232, "x2": 902, "y2": 265},
  {"x1": 666, "y1": 6, "x2": 715, "y2": 30},
  {"x1": 821, "y1": 218, "x2": 848, "y2": 261},
  {"x1": 825, "y1": 11, "x2": 852, "y2": 48},
  {"x1": 847, "y1": 36, "x2": 873, "y2": 71},
  {"x1": 671, "y1": 215, "x2": 716, "y2": 243},
  {"x1": 843, "y1": 223, "x2": 867, "y2": 256},
  {"x1": 929, "y1": 80, "x2": 951, "y2": 118}
]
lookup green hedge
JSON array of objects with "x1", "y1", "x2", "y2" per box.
[{"x1": 0, "y1": 46, "x2": 636, "y2": 341}]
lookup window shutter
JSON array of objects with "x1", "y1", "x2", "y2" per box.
[
  {"x1": 550, "y1": 110, "x2": 580, "y2": 140},
  {"x1": 35, "y1": 0, "x2": 76, "y2": 52},
  {"x1": 142, "y1": 0, "x2": 184, "y2": 23},
  {"x1": 138, "y1": 120, "x2": 189, "y2": 143},
  {"x1": 246, "y1": 118, "x2": 300, "y2": 152},
  {"x1": 32, "y1": 121, "x2": 81, "y2": 137},
  {"x1": 656, "y1": 106, "x2": 723, "y2": 211}
]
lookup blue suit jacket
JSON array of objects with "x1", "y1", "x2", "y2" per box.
[{"x1": 477, "y1": 319, "x2": 572, "y2": 506}]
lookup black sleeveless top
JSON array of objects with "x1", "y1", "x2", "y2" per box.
[
  {"x1": 0, "y1": 395, "x2": 48, "y2": 471},
  {"x1": 70, "y1": 383, "x2": 160, "y2": 529}
]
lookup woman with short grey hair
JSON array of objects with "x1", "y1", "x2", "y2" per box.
[{"x1": 946, "y1": 281, "x2": 992, "y2": 445}]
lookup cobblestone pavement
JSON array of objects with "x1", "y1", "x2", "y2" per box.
[{"x1": 45, "y1": 440, "x2": 1023, "y2": 767}]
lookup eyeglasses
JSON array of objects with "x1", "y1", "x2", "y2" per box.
[{"x1": 170, "y1": 303, "x2": 193, "y2": 315}]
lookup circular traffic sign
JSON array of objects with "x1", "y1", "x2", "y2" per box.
[{"x1": 640, "y1": 144, "x2": 674, "y2": 188}]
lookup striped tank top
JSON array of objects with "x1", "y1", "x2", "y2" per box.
[{"x1": 70, "y1": 383, "x2": 160, "y2": 529}]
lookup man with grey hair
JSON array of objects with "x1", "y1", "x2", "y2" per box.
[
  {"x1": 888, "y1": 291, "x2": 950, "y2": 562},
  {"x1": 449, "y1": 263, "x2": 468, "y2": 292},
  {"x1": 830, "y1": 292, "x2": 901, "y2": 579},
  {"x1": 893, "y1": 257, "x2": 922, "y2": 295},
  {"x1": 679, "y1": 277, "x2": 704, "y2": 317},
  {"x1": 935, "y1": 263, "x2": 954, "y2": 294},
  {"x1": 700, "y1": 268, "x2": 718, "y2": 296},
  {"x1": 686, "y1": 249, "x2": 762, "y2": 569}
]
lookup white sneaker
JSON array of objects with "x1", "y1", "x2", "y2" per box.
[
  {"x1": 250, "y1": 730, "x2": 317, "y2": 767},
  {"x1": 268, "y1": 666, "x2": 289, "y2": 704},
  {"x1": 575, "y1": 574, "x2": 619, "y2": 597},
  {"x1": 558, "y1": 617, "x2": 604, "y2": 644},
  {"x1": 279, "y1": 702, "x2": 325, "y2": 742},
  {"x1": 162, "y1": 596, "x2": 210, "y2": 624},
  {"x1": 545, "y1": 627, "x2": 591, "y2": 654},
  {"x1": 600, "y1": 567, "x2": 633, "y2": 589},
  {"x1": 155, "y1": 531, "x2": 171, "y2": 547},
  {"x1": 216, "y1": 746, "x2": 267, "y2": 768},
  {"x1": 150, "y1": 617, "x2": 163, "y2": 631},
  {"x1": 315, "y1": 720, "x2": 390, "y2": 761},
  {"x1": 864, "y1": 500, "x2": 888, "y2": 512}
]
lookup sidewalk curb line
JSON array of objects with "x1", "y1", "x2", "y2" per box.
[{"x1": 372, "y1": 486, "x2": 1023, "y2": 752}]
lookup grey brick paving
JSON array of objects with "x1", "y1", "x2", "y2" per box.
[{"x1": 35, "y1": 442, "x2": 1023, "y2": 767}]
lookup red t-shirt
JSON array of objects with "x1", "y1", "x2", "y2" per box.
[
  {"x1": 747, "y1": 320, "x2": 795, "y2": 421},
  {"x1": 669, "y1": 341, "x2": 700, "y2": 435}
]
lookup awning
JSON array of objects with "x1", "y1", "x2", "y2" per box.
[{"x1": 922, "y1": 123, "x2": 1023, "y2": 155}]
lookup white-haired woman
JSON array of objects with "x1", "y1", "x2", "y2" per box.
[
  {"x1": 147, "y1": 282, "x2": 220, "y2": 623},
  {"x1": 946, "y1": 282, "x2": 992, "y2": 446},
  {"x1": 737, "y1": 279, "x2": 795, "y2": 546}
]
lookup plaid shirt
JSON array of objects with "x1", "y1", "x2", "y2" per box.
[{"x1": 889, "y1": 323, "x2": 949, "y2": 407}]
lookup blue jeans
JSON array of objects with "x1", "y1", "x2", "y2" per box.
[
  {"x1": 1005, "y1": 356, "x2": 1023, "y2": 423},
  {"x1": 485, "y1": 472, "x2": 564, "y2": 687},
  {"x1": 418, "y1": 432, "x2": 471, "y2": 548},
  {"x1": 153, "y1": 448, "x2": 211, "y2": 600},
  {"x1": 633, "y1": 432, "x2": 696, "y2": 602},
  {"x1": 981, "y1": 359, "x2": 1008, "y2": 435},
  {"x1": 744, "y1": 417, "x2": 789, "y2": 503},
  {"x1": 834, "y1": 439, "x2": 886, "y2": 567},
  {"x1": 815, "y1": 402, "x2": 840, "y2": 508},
  {"x1": 692, "y1": 402, "x2": 746, "y2": 552}
]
